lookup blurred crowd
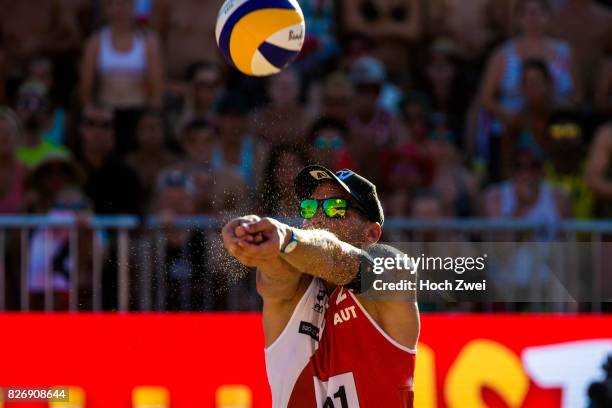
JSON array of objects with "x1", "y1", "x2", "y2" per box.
[{"x1": 1, "y1": 0, "x2": 612, "y2": 311}]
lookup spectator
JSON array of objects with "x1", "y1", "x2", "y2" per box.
[
  {"x1": 64, "y1": 0, "x2": 96, "y2": 37},
  {"x1": 381, "y1": 143, "x2": 434, "y2": 215},
  {"x1": 342, "y1": 0, "x2": 421, "y2": 85},
  {"x1": 586, "y1": 121, "x2": 612, "y2": 217},
  {"x1": 213, "y1": 92, "x2": 264, "y2": 188},
  {"x1": 408, "y1": 190, "x2": 477, "y2": 243},
  {"x1": 77, "y1": 104, "x2": 143, "y2": 214},
  {"x1": 151, "y1": 0, "x2": 222, "y2": 81},
  {"x1": 411, "y1": 190, "x2": 449, "y2": 219},
  {"x1": 27, "y1": 57, "x2": 66, "y2": 146},
  {"x1": 23, "y1": 153, "x2": 84, "y2": 214},
  {"x1": 259, "y1": 144, "x2": 310, "y2": 218},
  {"x1": 427, "y1": 0, "x2": 514, "y2": 62},
  {"x1": 406, "y1": 189, "x2": 483, "y2": 310},
  {"x1": 309, "y1": 71, "x2": 355, "y2": 124},
  {"x1": 427, "y1": 128, "x2": 479, "y2": 217},
  {"x1": 550, "y1": 0, "x2": 612, "y2": 95},
  {"x1": 347, "y1": 56, "x2": 405, "y2": 184},
  {"x1": 479, "y1": 0, "x2": 581, "y2": 139},
  {"x1": 594, "y1": 53, "x2": 612, "y2": 114},
  {"x1": 307, "y1": 116, "x2": 357, "y2": 172},
  {"x1": 176, "y1": 60, "x2": 223, "y2": 134},
  {"x1": 420, "y1": 39, "x2": 470, "y2": 143},
  {"x1": 15, "y1": 80, "x2": 69, "y2": 169},
  {"x1": 399, "y1": 92, "x2": 431, "y2": 146},
  {"x1": 249, "y1": 69, "x2": 308, "y2": 146},
  {"x1": 125, "y1": 110, "x2": 178, "y2": 206},
  {"x1": 0, "y1": 107, "x2": 27, "y2": 213},
  {"x1": 293, "y1": 0, "x2": 339, "y2": 81},
  {"x1": 501, "y1": 59, "x2": 556, "y2": 175},
  {"x1": 0, "y1": 0, "x2": 81, "y2": 84},
  {"x1": 137, "y1": 170, "x2": 215, "y2": 311},
  {"x1": 386, "y1": 189, "x2": 447, "y2": 234},
  {"x1": 337, "y1": 32, "x2": 376, "y2": 72},
  {"x1": 0, "y1": 50, "x2": 6, "y2": 104},
  {"x1": 27, "y1": 187, "x2": 101, "y2": 311},
  {"x1": 175, "y1": 118, "x2": 247, "y2": 215},
  {"x1": 483, "y1": 143, "x2": 578, "y2": 304},
  {"x1": 483, "y1": 143, "x2": 572, "y2": 222},
  {"x1": 81, "y1": 0, "x2": 163, "y2": 153},
  {"x1": 544, "y1": 113, "x2": 594, "y2": 219}
]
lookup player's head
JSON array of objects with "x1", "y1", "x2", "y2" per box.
[{"x1": 294, "y1": 165, "x2": 383, "y2": 247}]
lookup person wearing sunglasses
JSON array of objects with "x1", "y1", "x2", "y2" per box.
[
  {"x1": 15, "y1": 80, "x2": 69, "y2": 169},
  {"x1": 222, "y1": 165, "x2": 419, "y2": 408},
  {"x1": 308, "y1": 116, "x2": 357, "y2": 171},
  {"x1": 482, "y1": 143, "x2": 571, "y2": 232},
  {"x1": 78, "y1": 104, "x2": 143, "y2": 215}
]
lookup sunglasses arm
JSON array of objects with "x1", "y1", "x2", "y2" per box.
[{"x1": 279, "y1": 228, "x2": 362, "y2": 286}]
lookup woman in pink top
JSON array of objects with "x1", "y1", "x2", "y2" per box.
[{"x1": 0, "y1": 107, "x2": 27, "y2": 213}]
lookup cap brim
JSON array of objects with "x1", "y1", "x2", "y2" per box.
[{"x1": 294, "y1": 165, "x2": 353, "y2": 200}]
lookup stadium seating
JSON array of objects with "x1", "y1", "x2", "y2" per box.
[
  {"x1": 215, "y1": 384, "x2": 253, "y2": 408},
  {"x1": 132, "y1": 386, "x2": 170, "y2": 408}
]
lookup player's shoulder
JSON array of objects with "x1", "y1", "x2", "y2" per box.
[{"x1": 364, "y1": 243, "x2": 405, "y2": 260}]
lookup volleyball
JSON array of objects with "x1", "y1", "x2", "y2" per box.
[{"x1": 215, "y1": 0, "x2": 305, "y2": 77}]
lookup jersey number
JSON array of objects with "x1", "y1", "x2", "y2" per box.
[
  {"x1": 315, "y1": 372, "x2": 360, "y2": 408},
  {"x1": 322, "y1": 386, "x2": 348, "y2": 408}
]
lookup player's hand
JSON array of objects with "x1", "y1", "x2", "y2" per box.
[
  {"x1": 222, "y1": 214, "x2": 260, "y2": 247},
  {"x1": 236, "y1": 218, "x2": 292, "y2": 261},
  {"x1": 222, "y1": 215, "x2": 266, "y2": 267}
]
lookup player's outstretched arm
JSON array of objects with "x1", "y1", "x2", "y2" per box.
[
  {"x1": 242, "y1": 218, "x2": 362, "y2": 286},
  {"x1": 223, "y1": 216, "x2": 312, "y2": 347},
  {"x1": 222, "y1": 215, "x2": 304, "y2": 301},
  {"x1": 279, "y1": 228, "x2": 361, "y2": 286}
]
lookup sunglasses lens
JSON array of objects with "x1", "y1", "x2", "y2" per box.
[
  {"x1": 323, "y1": 198, "x2": 347, "y2": 218},
  {"x1": 300, "y1": 199, "x2": 318, "y2": 219}
]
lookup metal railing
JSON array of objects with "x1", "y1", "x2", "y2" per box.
[
  {"x1": 0, "y1": 215, "x2": 610, "y2": 312},
  {"x1": 0, "y1": 215, "x2": 138, "y2": 312}
]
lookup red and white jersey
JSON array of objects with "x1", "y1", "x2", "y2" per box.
[
  {"x1": 265, "y1": 278, "x2": 329, "y2": 408},
  {"x1": 266, "y1": 281, "x2": 416, "y2": 408}
]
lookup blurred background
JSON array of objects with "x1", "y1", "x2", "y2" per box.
[
  {"x1": 1, "y1": 1, "x2": 612, "y2": 408},
  {"x1": 0, "y1": 0, "x2": 611, "y2": 315}
]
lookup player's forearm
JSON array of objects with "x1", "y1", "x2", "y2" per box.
[
  {"x1": 256, "y1": 257, "x2": 301, "y2": 301},
  {"x1": 279, "y1": 228, "x2": 360, "y2": 286}
]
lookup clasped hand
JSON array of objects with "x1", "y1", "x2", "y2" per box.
[{"x1": 221, "y1": 215, "x2": 292, "y2": 267}]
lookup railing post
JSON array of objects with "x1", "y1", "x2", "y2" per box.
[
  {"x1": 20, "y1": 228, "x2": 29, "y2": 311},
  {"x1": 592, "y1": 233, "x2": 602, "y2": 313},
  {"x1": 138, "y1": 233, "x2": 152, "y2": 311},
  {"x1": 92, "y1": 228, "x2": 102, "y2": 312},
  {"x1": 155, "y1": 231, "x2": 166, "y2": 311},
  {"x1": 44, "y1": 228, "x2": 53, "y2": 312},
  {"x1": 0, "y1": 230, "x2": 5, "y2": 311},
  {"x1": 118, "y1": 229, "x2": 130, "y2": 312},
  {"x1": 69, "y1": 228, "x2": 79, "y2": 312}
]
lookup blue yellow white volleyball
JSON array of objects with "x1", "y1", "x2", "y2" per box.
[{"x1": 215, "y1": 0, "x2": 306, "y2": 77}]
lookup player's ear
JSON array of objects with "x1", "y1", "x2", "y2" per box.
[{"x1": 364, "y1": 222, "x2": 382, "y2": 244}]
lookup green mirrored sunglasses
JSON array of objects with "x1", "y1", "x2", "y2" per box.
[{"x1": 299, "y1": 198, "x2": 366, "y2": 220}]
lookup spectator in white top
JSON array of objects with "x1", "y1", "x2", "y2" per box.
[{"x1": 80, "y1": 0, "x2": 163, "y2": 153}]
